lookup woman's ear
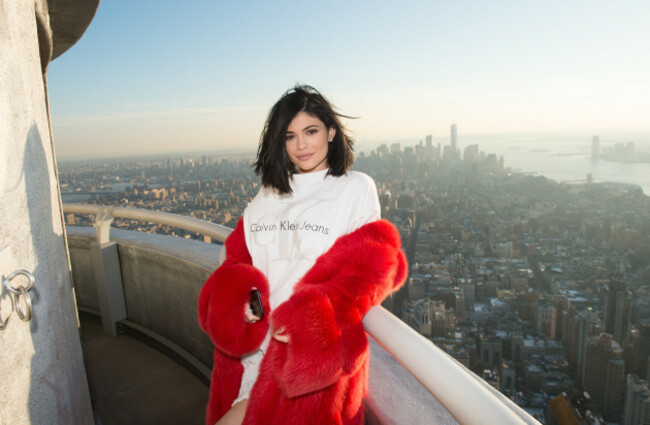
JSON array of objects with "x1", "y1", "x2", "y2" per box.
[{"x1": 328, "y1": 127, "x2": 336, "y2": 142}]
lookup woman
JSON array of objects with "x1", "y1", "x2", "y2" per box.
[{"x1": 198, "y1": 85, "x2": 407, "y2": 425}]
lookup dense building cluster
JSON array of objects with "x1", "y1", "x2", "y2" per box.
[
  {"x1": 355, "y1": 137, "x2": 650, "y2": 424},
  {"x1": 60, "y1": 155, "x2": 258, "y2": 236},
  {"x1": 591, "y1": 136, "x2": 650, "y2": 164},
  {"x1": 59, "y1": 132, "x2": 650, "y2": 424}
]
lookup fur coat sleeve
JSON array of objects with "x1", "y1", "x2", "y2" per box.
[
  {"x1": 198, "y1": 218, "x2": 271, "y2": 424},
  {"x1": 198, "y1": 218, "x2": 271, "y2": 357},
  {"x1": 263, "y1": 219, "x2": 408, "y2": 399}
]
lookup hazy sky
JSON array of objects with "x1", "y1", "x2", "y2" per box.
[{"x1": 48, "y1": 1, "x2": 650, "y2": 159}]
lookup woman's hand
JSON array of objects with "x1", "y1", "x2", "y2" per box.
[
  {"x1": 244, "y1": 302, "x2": 260, "y2": 323},
  {"x1": 244, "y1": 286, "x2": 261, "y2": 323},
  {"x1": 272, "y1": 327, "x2": 290, "y2": 343}
]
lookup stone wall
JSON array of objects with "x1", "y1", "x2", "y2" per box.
[{"x1": 0, "y1": 1, "x2": 94, "y2": 423}]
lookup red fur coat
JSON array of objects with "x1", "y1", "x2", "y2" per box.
[{"x1": 198, "y1": 218, "x2": 407, "y2": 425}]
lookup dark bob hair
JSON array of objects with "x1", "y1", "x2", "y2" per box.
[{"x1": 254, "y1": 85, "x2": 354, "y2": 194}]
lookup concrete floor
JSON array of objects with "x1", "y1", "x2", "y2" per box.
[{"x1": 80, "y1": 322, "x2": 209, "y2": 425}]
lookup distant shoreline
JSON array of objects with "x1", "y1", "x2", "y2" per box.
[
  {"x1": 57, "y1": 135, "x2": 650, "y2": 195},
  {"x1": 56, "y1": 130, "x2": 650, "y2": 162}
]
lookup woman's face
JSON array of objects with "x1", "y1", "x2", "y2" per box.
[{"x1": 285, "y1": 112, "x2": 335, "y2": 174}]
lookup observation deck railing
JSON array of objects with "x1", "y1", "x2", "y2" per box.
[{"x1": 62, "y1": 203, "x2": 540, "y2": 425}]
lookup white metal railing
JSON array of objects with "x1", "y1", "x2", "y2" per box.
[
  {"x1": 364, "y1": 307, "x2": 536, "y2": 424},
  {"x1": 63, "y1": 203, "x2": 232, "y2": 251},
  {"x1": 63, "y1": 203, "x2": 539, "y2": 425}
]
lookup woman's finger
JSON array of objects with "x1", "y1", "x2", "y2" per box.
[{"x1": 272, "y1": 327, "x2": 290, "y2": 343}]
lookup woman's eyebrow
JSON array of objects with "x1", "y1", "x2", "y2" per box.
[{"x1": 302, "y1": 124, "x2": 319, "y2": 131}]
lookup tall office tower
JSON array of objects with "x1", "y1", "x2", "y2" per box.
[
  {"x1": 463, "y1": 144, "x2": 480, "y2": 162},
  {"x1": 425, "y1": 134, "x2": 434, "y2": 160},
  {"x1": 455, "y1": 292, "x2": 466, "y2": 318},
  {"x1": 442, "y1": 145, "x2": 455, "y2": 162},
  {"x1": 592, "y1": 136, "x2": 600, "y2": 160},
  {"x1": 510, "y1": 332, "x2": 524, "y2": 369},
  {"x1": 547, "y1": 295, "x2": 570, "y2": 341},
  {"x1": 459, "y1": 281, "x2": 475, "y2": 312},
  {"x1": 484, "y1": 153, "x2": 499, "y2": 169},
  {"x1": 415, "y1": 144, "x2": 425, "y2": 158},
  {"x1": 623, "y1": 375, "x2": 650, "y2": 425},
  {"x1": 602, "y1": 280, "x2": 632, "y2": 343},
  {"x1": 584, "y1": 333, "x2": 626, "y2": 421},
  {"x1": 577, "y1": 307, "x2": 603, "y2": 385},
  {"x1": 450, "y1": 123, "x2": 458, "y2": 155},
  {"x1": 624, "y1": 324, "x2": 650, "y2": 380},
  {"x1": 564, "y1": 312, "x2": 581, "y2": 375},
  {"x1": 376, "y1": 144, "x2": 389, "y2": 157},
  {"x1": 536, "y1": 299, "x2": 557, "y2": 340}
]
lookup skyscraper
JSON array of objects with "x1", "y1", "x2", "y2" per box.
[
  {"x1": 425, "y1": 134, "x2": 434, "y2": 160},
  {"x1": 584, "y1": 333, "x2": 626, "y2": 421},
  {"x1": 623, "y1": 374, "x2": 650, "y2": 425},
  {"x1": 536, "y1": 299, "x2": 557, "y2": 340},
  {"x1": 592, "y1": 136, "x2": 600, "y2": 160},
  {"x1": 450, "y1": 123, "x2": 458, "y2": 157},
  {"x1": 624, "y1": 323, "x2": 650, "y2": 381},
  {"x1": 459, "y1": 280, "x2": 475, "y2": 312},
  {"x1": 463, "y1": 144, "x2": 480, "y2": 162},
  {"x1": 602, "y1": 280, "x2": 632, "y2": 344},
  {"x1": 577, "y1": 307, "x2": 603, "y2": 385}
]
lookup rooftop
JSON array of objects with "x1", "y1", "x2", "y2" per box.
[{"x1": 80, "y1": 319, "x2": 208, "y2": 424}]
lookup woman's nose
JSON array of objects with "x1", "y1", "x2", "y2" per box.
[{"x1": 296, "y1": 136, "x2": 306, "y2": 149}]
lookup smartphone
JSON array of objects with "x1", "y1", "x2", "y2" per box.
[{"x1": 249, "y1": 289, "x2": 264, "y2": 319}]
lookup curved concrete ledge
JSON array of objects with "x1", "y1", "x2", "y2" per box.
[{"x1": 67, "y1": 226, "x2": 219, "y2": 367}]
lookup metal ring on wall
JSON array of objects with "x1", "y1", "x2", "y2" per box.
[
  {"x1": 1, "y1": 270, "x2": 35, "y2": 324},
  {"x1": 3, "y1": 270, "x2": 35, "y2": 294},
  {"x1": 14, "y1": 286, "x2": 32, "y2": 322}
]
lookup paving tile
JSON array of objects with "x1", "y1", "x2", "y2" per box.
[{"x1": 80, "y1": 322, "x2": 209, "y2": 425}]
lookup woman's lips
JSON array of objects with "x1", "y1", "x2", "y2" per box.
[{"x1": 296, "y1": 153, "x2": 313, "y2": 161}]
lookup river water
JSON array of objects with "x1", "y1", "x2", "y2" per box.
[
  {"x1": 359, "y1": 135, "x2": 650, "y2": 195},
  {"x1": 483, "y1": 137, "x2": 650, "y2": 195}
]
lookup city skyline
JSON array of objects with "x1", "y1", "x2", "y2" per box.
[{"x1": 48, "y1": 1, "x2": 650, "y2": 158}]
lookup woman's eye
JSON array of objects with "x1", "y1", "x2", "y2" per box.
[
  {"x1": 285, "y1": 134, "x2": 295, "y2": 141},
  {"x1": 307, "y1": 129, "x2": 318, "y2": 135}
]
